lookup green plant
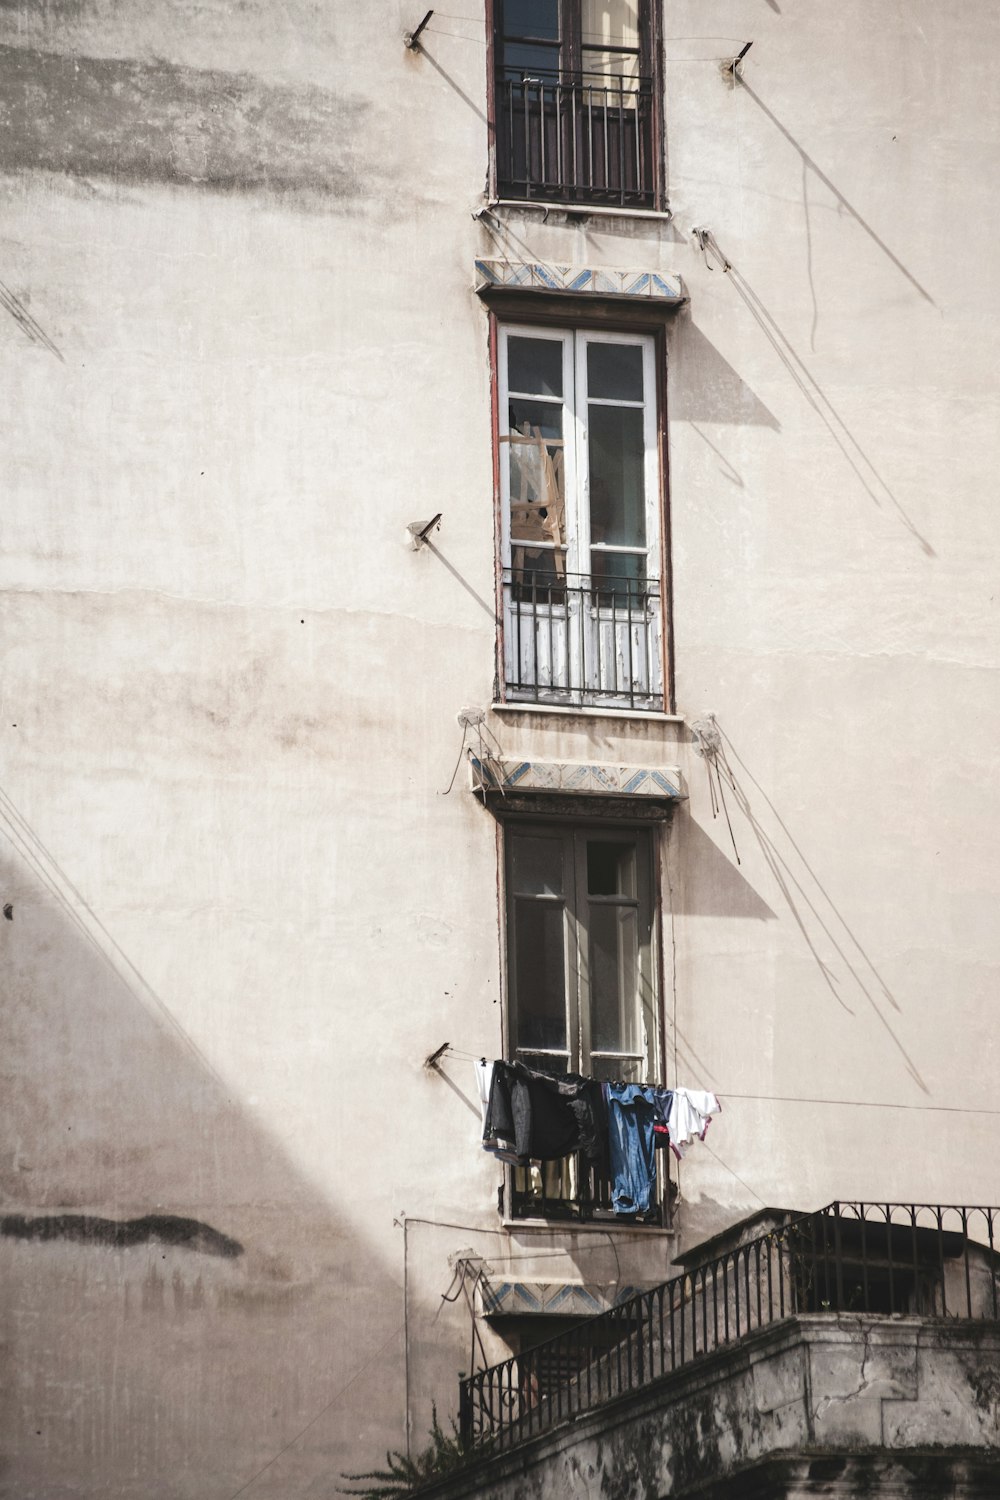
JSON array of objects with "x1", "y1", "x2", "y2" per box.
[{"x1": 340, "y1": 1405, "x2": 484, "y2": 1499}]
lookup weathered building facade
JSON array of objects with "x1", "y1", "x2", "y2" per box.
[{"x1": 2, "y1": 2, "x2": 999, "y2": 1496}]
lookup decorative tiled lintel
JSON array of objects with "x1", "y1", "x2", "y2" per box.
[
  {"x1": 470, "y1": 755, "x2": 683, "y2": 801},
  {"x1": 480, "y1": 1280, "x2": 648, "y2": 1319},
  {"x1": 475, "y1": 258, "x2": 686, "y2": 303}
]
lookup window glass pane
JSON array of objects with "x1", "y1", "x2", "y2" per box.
[
  {"x1": 502, "y1": 0, "x2": 559, "y2": 40},
  {"x1": 581, "y1": 50, "x2": 640, "y2": 87},
  {"x1": 587, "y1": 342, "x2": 643, "y2": 402},
  {"x1": 587, "y1": 840, "x2": 636, "y2": 898},
  {"x1": 590, "y1": 1056, "x2": 643, "y2": 1084},
  {"x1": 589, "y1": 549, "x2": 647, "y2": 599},
  {"x1": 581, "y1": 0, "x2": 640, "y2": 83},
  {"x1": 588, "y1": 405, "x2": 646, "y2": 549},
  {"x1": 511, "y1": 834, "x2": 565, "y2": 896},
  {"x1": 508, "y1": 337, "x2": 563, "y2": 399},
  {"x1": 588, "y1": 905, "x2": 639, "y2": 1053},
  {"x1": 499, "y1": 41, "x2": 561, "y2": 81},
  {"x1": 506, "y1": 398, "x2": 565, "y2": 555},
  {"x1": 581, "y1": 0, "x2": 640, "y2": 51},
  {"x1": 514, "y1": 899, "x2": 567, "y2": 1052}
]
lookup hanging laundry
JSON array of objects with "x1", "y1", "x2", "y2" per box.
[
  {"x1": 474, "y1": 1060, "x2": 520, "y2": 1164},
  {"x1": 651, "y1": 1087, "x2": 674, "y2": 1149},
  {"x1": 483, "y1": 1060, "x2": 608, "y2": 1166},
  {"x1": 666, "y1": 1088, "x2": 722, "y2": 1160},
  {"x1": 605, "y1": 1083, "x2": 658, "y2": 1216}
]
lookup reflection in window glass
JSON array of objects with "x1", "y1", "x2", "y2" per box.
[
  {"x1": 581, "y1": 0, "x2": 640, "y2": 51},
  {"x1": 587, "y1": 342, "x2": 644, "y2": 402},
  {"x1": 514, "y1": 899, "x2": 567, "y2": 1052},
  {"x1": 590, "y1": 549, "x2": 646, "y2": 596},
  {"x1": 503, "y1": 0, "x2": 559, "y2": 41},
  {"x1": 581, "y1": 0, "x2": 640, "y2": 83},
  {"x1": 512, "y1": 834, "x2": 565, "y2": 896},
  {"x1": 508, "y1": 336, "x2": 563, "y2": 398},
  {"x1": 588, "y1": 405, "x2": 645, "y2": 549},
  {"x1": 589, "y1": 905, "x2": 639, "y2": 1053}
]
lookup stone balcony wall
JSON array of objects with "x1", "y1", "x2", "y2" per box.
[{"x1": 420, "y1": 1316, "x2": 1000, "y2": 1499}]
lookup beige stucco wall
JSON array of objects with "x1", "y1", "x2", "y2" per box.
[{"x1": 1, "y1": 1, "x2": 998, "y2": 1495}]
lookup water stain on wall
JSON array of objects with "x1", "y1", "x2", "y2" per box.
[{"x1": 0, "y1": 43, "x2": 373, "y2": 198}]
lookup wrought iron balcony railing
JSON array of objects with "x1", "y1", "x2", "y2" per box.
[
  {"x1": 460, "y1": 1201, "x2": 1000, "y2": 1451},
  {"x1": 495, "y1": 70, "x2": 656, "y2": 208},
  {"x1": 502, "y1": 568, "x2": 663, "y2": 711},
  {"x1": 509, "y1": 1152, "x2": 668, "y2": 1226}
]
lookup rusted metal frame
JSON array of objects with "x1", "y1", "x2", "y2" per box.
[
  {"x1": 645, "y1": 0, "x2": 665, "y2": 211},
  {"x1": 484, "y1": 0, "x2": 499, "y2": 200}
]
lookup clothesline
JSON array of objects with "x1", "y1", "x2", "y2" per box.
[
  {"x1": 441, "y1": 1048, "x2": 998, "y2": 1119},
  {"x1": 476, "y1": 1059, "x2": 721, "y2": 1219}
]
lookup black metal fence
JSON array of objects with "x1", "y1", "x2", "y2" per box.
[
  {"x1": 459, "y1": 1202, "x2": 1000, "y2": 1450},
  {"x1": 508, "y1": 1153, "x2": 668, "y2": 1226},
  {"x1": 503, "y1": 568, "x2": 662, "y2": 710},
  {"x1": 496, "y1": 71, "x2": 655, "y2": 208}
]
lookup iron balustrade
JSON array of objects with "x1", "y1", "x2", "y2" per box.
[
  {"x1": 509, "y1": 1152, "x2": 668, "y2": 1226},
  {"x1": 496, "y1": 70, "x2": 655, "y2": 208},
  {"x1": 459, "y1": 1202, "x2": 1000, "y2": 1450},
  {"x1": 502, "y1": 568, "x2": 663, "y2": 710}
]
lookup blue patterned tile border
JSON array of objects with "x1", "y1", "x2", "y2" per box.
[
  {"x1": 469, "y1": 755, "x2": 683, "y2": 800},
  {"x1": 475, "y1": 259, "x2": 685, "y2": 303},
  {"x1": 480, "y1": 1281, "x2": 649, "y2": 1318}
]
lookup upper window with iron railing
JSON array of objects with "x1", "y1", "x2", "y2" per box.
[
  {"x1": 493, "y1": 0, "x2": 659, "y2": 209},
  {"x1": 498, "y1": 323, "x2": 665, "y2": 711}
]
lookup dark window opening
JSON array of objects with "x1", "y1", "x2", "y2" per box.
[{"x1": 493, "y1": 0, "x2": 658, "y2": 207}]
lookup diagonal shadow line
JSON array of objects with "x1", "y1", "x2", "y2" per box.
[
  {"x1": 425, "y1": 538, "x2": 500, "y2": 622},
  {"x1": 802, "y1": 158, "x2": 819, "y2": 353},
  {"x1": 0, "y1": 782, "x2": 228, "y2": 1088},
  {"x1": 689, "y1": 421, "x2": 745, "y2": 487},
  {"x1": 0, "y1": 279, "x2": 65, "y2": 362},
  {"x1": 672, "y1": 1026, "x2": 723, "y2": 1093},
  {"x1": 723, "y1": 261, "x2": 936, "y2": 557},
  {"x1": 712, "y1": 731, "x2": 929, "y2": 1096},
  {"x1": 428, "y1": 1059, "x2": 482, "y2": 1120},
  {"x1": 417, "y1": 43, "x2": 489, "y2": 126},
  {"x1": 738, "y1": 79, "x2": 936, "y2": 308}
]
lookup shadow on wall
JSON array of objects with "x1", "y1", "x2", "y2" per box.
[
  {"x1": 683, "y1": 726, "x2": 929, "y2": 1099},
  {"x1": 669, "y1": 812, "x2": 776, "y2": 920},
  {"x1": 667, "y1": 318, "x2": 780, "y2": 431},
  {"x1": 0, "y1": 781, "x2": 403, "y2": 1499}
]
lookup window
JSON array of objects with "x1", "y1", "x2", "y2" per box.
[
  {"x1": 498, "y1": 323, "x2": 664, "y2": 710},
  {"x1": 504, "y1": 822, "x2": 662, "y2": 1221},
  {"x1": 492, "y1": 0, "x2": 659, "y2": 207},
  {"x1": 507, "y1": 824, "x2": 657, "y2": 1080}
]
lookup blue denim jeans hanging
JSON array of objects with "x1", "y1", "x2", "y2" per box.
[{"x1": 606, "y1": 1083, "x2": 658, "y2": 1214}]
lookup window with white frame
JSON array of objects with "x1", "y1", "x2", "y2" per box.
[{"x1": 498, "y1": 324, "x2": 664, "y2": 710}]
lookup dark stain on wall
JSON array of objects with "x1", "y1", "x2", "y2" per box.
[
  {"x1": 0, "y1": 1212, "x2": 243, "y2": 1257},
  {"x1": 0, "y1": 43, "x2": 372, "y2": 197}
]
